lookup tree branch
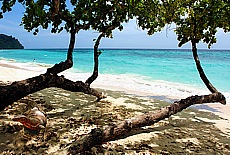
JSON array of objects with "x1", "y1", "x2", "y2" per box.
[
  {"x1": 191, "y1": 19, "x2": 218, "y2": 94},
  {"x1": 46, "y1": 28, "x2": 75, "y2": 74},
  {"x1": 85, "y1": 33, "x2": 104, "y2": 86},
  {"x1": 191, "y1": 40, "x2": 218, "y2": 93},
  {"x1": 68, "y1": 92, "x2": 226, "y2": 153},
  {"x1": 0, "y1": 73, "x2": 105, "y2": 111},
  {"x1": 51, "y1": 0, "x2": 60, "y2": 20}
]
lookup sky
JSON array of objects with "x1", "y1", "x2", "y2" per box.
[{"x1": 0, "y1": 3, "x2": 230, "y2": 50}]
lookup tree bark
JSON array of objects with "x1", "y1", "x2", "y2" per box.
[
  {"x1": 189, "y1": 19, "x2": 225, "y2": 105},
  {"x1": 47, "y1": 28, "x2": 75, "y2": 74},
  {"x1": 0, "y1": 73, "x2": 105, "y2": 111},
  {"x1": 0, "y1": 27, "x2": 106, "y2": 111},
  {"x1": 50, "y1": 0, "x2": 60, "y2": 21},
  {"x1": 191, "y1": 40, "x2": 218, "y2": 93},
  {"x1": 85, "y1": 33, "x2": 104, "y2": 86},
  {"x1": 191, "y1": 41, "x2": 225, "y2": 103},
  {"x1": 68, "y1": 92, "x2": 226, "y2": 154}
]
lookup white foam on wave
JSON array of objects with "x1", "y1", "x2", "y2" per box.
[{"x1": 62, "y1": 71, "x2": 230, "y2": 104}]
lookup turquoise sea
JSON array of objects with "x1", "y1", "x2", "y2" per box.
[{"x1": 0, "y1": 49, "x2": 229, "y2": 103}]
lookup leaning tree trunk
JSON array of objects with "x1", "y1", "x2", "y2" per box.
[
  {"x1": 47, "y1": 28, "x2": 75, "y2": 74},
  {"x1": 191, "y1": 40, "x2": 218, "y2": 93},
  {"x1": 68, "y1": 92, "x2": 226, "y2": 154},
  {"x1": 0, "y1": 28, "x2": 105, "y2": 111},
  {"x1": 191, "y1": 40, "x2": 226, "y2": 105},
  {"x1": 189, "y1": 18, "x2": 225, "y2": 105},
  {"x1": 85, "y1": 33, "x2": 104, "y2": 86}
]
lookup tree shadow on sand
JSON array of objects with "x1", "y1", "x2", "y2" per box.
[{"x1": 0, "y1": 88, "x2": 230, "y2": 154}]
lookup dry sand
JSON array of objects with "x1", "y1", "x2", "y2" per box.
[
  {"x1": 0, "y1": 61, "x2": 230, "y2": 154},
  {"x1": 0, "y1": 60, "x2": 45, "y2": 83}
]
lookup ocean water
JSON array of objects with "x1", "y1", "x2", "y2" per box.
[{"x1": 0, "y1": 49, "x2": 229, "y2": 104}]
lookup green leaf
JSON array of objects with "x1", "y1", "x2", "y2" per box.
[{"x1": 0, "y1": 12, "x2": 3, "y2": 19}]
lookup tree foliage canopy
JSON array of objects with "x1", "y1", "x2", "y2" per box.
[
  {"x1": 135, "y1": 0, "x2": 230, "y2": 48},
  {"x1": 0, "y1": 1, "x2": 228, "y2": 152},
  {"x1": 134, "y1": 0, "x2": 176, "y2": 35},
  {"x1": 174, "y1": 0, "x2": 230, "y2": 48},
  {"x1": 0, "y1": 0, "x2": 135, "y2": 37},
  {"x1": 1, "y1": 0, "x2": 229, "y2": 48}
]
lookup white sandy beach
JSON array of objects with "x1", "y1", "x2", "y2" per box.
[
  {"x1": 1, "y1": 59, "x2": 230, "y2": 154},
  {"x1": 0, "y1": 59, "x2": 230, "y2": 135}
]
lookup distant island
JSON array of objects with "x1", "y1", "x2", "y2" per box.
[{"x1": 0, "y1": 34, "x2": 24, "y2": 49}]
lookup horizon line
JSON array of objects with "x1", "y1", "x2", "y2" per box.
[{"x1": 22, "y1": 47, "x2": 230, "y2": 51}]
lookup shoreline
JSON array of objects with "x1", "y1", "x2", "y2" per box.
[
  {"x1": 1, "y1": 60, "x2": 230, "y2": 154},
  {"x1": 0, "y1": 59, "x2": 230, "y2": 135},
  {"x1": 1, "y1": 58, "x2": 229, "y2": 103}
]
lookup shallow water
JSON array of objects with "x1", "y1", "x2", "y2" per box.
[{"x1": 0, "y1": 49, "x2": 229, "y2": 104}]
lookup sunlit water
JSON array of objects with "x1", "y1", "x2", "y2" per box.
[{"x1": 1, "y1": 49, "x2": 229, "y2": 104}]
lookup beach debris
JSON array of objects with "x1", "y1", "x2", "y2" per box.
[{"x1": 12, "y1": 107, "x2": 47, "y2": 131}]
